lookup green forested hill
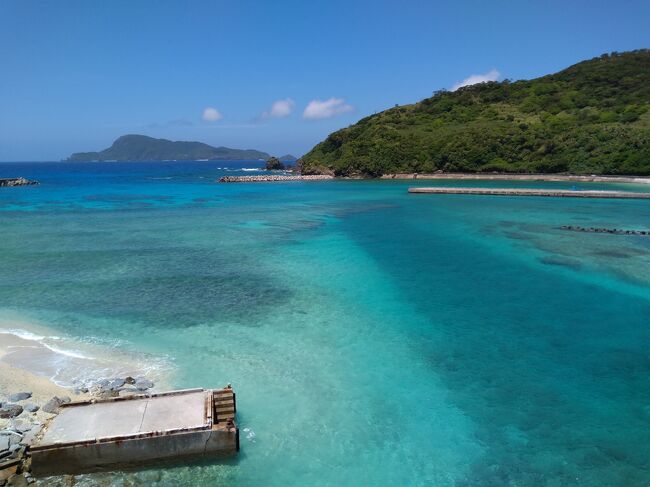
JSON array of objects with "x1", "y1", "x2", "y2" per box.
[
  {"x1": 300, "y1": 50, "x2": 650, "y2": 176},
  {"x1": 68, "y1": 135, "x2": 270, "y2": 161}
]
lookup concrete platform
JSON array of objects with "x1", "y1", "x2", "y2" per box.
[
  {"x1": 31, "y1": 388, "x2": 238, "y2": 476},
  {"x1": 408, "y1": 187, "x2": 650, "y2": 199}
]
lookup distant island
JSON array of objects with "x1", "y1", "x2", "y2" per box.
[
  {"x1": 279, "y1": 154, "x2": 297, "y2": 162},
  {"x1": 300, "y1": 49, "x2": 650, "y2": 176},
  {"x1": 67, "y1": 134, "x2": 271, "y2": 161}
]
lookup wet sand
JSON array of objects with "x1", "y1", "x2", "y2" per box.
[{"x1": 0, "y1": 333, "x2": 82, "y2": 427}]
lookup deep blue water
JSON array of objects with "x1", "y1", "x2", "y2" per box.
[{"x1": 1, "y1": 161, "x2": 649, "y2": 485}]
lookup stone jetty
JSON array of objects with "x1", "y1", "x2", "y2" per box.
[
  {"x1": 560, "y1": 225, "x2": 649, "y2": 236},
  {"x1": 408, "y1": 187, "x2": 650, "y2": 199},
  {"x1": 219, "y1": 175, "x2": 334, "y2": 183},
  {"x1": 0, "y1": 178, "x2": 38, "y2": 187}
]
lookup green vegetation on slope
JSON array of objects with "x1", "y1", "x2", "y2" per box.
[
  {"x1": 68, "y1": 134, "x2": 270, "y2": 161},
  {"x1": 300, "y1": 50, "x2": 650, "y2": 176}
]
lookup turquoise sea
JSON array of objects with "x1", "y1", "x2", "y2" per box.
[{"x1": 1, "y1": 162, "x2": 649, "y2": 486}]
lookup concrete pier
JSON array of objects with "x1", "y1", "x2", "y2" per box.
[
  {"x1": 384, "y1": 173, "x2": 650, "y2": 184},
  {"x1": 408, "y1": 187, "x2": 650, "y2": 199},
  {"x1": 30, "y1": 387, "x2": 238, "y2": 476}
]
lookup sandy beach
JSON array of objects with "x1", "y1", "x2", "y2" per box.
[
  {"x1": 0, "y1": 331, "x2": 91, "y2": 428},
  {"x1": 0, "y1": 317, "x2": 172, "y2": 429}
]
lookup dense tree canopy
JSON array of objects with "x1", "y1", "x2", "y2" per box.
[{"x1": 300, "y1": 50, "x2": 650, "y2": 176}]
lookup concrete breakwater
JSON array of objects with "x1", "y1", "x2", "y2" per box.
[
  {"x1": 385, "y1": 173, "x2": 650, "y2": 184},
  {"x1": 408, "y1": 187, "x2": 650, "y2": 199},
  {"x1": 219, "y1": 175, "x2": 334, "y2": 183},
  {"x1": 560, "y1": 225, "x2": 649, "y2": 236},
  {"x1": 0, "y1": 178, "x2": 38, "y2": 187}
]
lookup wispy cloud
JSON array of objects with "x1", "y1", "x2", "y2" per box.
[
  {"x1": 202, "y1": 107, "x2": 223, "y2": 122},
  {"x1": 303, "y1": 97, "x2": 354, "y2": 120},
  {"x1": 261, "y1": 98, "x2": 294, "y2": 119},
  {"x1": 451, "y1": 69, "x2": 501, "y2": 91}
]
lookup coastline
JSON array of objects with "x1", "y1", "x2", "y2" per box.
[
  {"x1": 381, "y1": 173, "x2": 650, "y2": 184},
  {"x1": 0, "y1": 333, "x2": 84, "y2": 428},
  {"x1": 0, "y1": 317, "x2": 173, "y2": 421}
]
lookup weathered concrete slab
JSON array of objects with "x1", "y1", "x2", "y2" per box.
[
  {"x1": 31, "y1": 388, "x2": 238, "y2": 476},
  {"x1": 39, "y1": 389, "x2": 206, "y2": 445}
]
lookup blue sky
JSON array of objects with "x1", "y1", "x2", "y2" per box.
[{"x1": 1, "y1": 0, "x2": 649, "y2": 161}]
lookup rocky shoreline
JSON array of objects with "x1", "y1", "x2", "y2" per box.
[
  {"x1": 0, "y1": 178, "x2": 38, "y2": 188},
  {"x1": 219, "y1": 175, "x2": 334, "y2": 183},
  {"x1": 0, "y1": 376, "x2": 156, "y2": 485}
]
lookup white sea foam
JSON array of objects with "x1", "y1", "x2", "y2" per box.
[
  {"x1": 0, "y1": 322, "x2": 174, "y2": 390},
  {"x1": 0, "y1": 328, "x2": 89, "y2": 359},
  {"x1": 0, "y1": 328, "x2": 49, "y2": 341}
]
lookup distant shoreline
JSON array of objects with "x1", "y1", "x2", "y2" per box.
[{"x1": 381, "y1": 173, "x2": 650, "y2": 184}]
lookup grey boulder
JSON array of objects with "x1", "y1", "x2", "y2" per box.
[
  {"x1": 7, "y1": 392, "x2": 31, "y2": 403},
  {"x1": 42, "y1": 396, "x2": 70, "y2": 414},
  {"x1": 23, "y1": 403, "x2": 39, "y2": 413},
  {"x1": 0, "y1": 404, "x2": 23, "y2": 419}
]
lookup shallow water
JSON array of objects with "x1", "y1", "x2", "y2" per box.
[{"x1": 1, "y1": 162, "x2": 649, "y2": 485}]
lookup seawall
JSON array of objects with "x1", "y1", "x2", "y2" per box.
[
  {"x1": 385, "y1": 173, "x2": 650, "y2": 184},
  {"x1": 219, "y1": 175, "x2": 334, "y2": 183},
  {"x1": 408, "y1": 187, "x2": 650, "y2": 199}
]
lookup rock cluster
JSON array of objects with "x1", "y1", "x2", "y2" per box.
[
  {"x1": 84, "y1": 376, "x2": 155, "y2": 398},
  {"x1": 219, "y1": 175, "x2": 334, "y2": 183},
  {"x1": 0, "y1": 376, "x2": 156, "y2": 484},
  {"x1": 0, "y1": 178, "x2": 38, "y2": 187},
  {"x1": 1, "y1": 400, "x2": 40, "y2": 485},
  {"x1": 560, "y1": 225, "x2": 649, "y2": 235}
]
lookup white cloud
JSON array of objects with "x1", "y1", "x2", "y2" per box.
[
  {"x1": 261, "y1": 98, "x2": 295, "y2": 119},
  {"x1": 202, "y1": 107, "x2": 223, "y2": 122},
  {"x1": 303, "y1": 97, "x2": 354, "y2": 120},
  {"x1": 451, "y1": 69, "x2": 501, "y2": 91}
]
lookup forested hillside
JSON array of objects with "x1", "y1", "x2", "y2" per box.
[{"x1": 300, "y1": 50, "x2": 650, "y2": 176}]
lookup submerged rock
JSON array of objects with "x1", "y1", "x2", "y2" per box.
[
  {"x1": 118, "y1": 387, "x2": 138, "y2": 397},
  {"x1": 108, "y1": 378, "x2": 126, "y2": 389},
  {"x1": 134, "y1": 378, "x2": 154, "y2": 391}
]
